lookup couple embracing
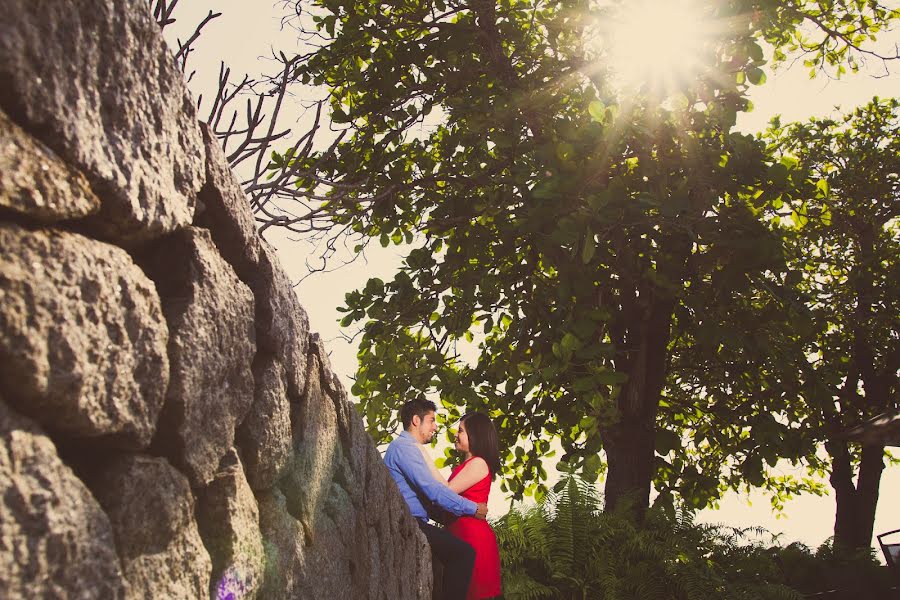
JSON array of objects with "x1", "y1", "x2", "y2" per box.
[{"x1": 384, "y1": 398, "x2": 502, "y2": 600}]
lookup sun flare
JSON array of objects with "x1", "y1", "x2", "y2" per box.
[{"x1": 599, "y1": 0, "x2": 720, "y2": 95}]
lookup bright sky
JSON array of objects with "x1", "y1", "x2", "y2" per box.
[{"x1": 164, "y1": 0, "x2": 900, "y2": 556}]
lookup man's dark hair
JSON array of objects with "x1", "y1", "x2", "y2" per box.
[
  {"x1": 400, "y1": 397, "x2": 437, "y2": 429},
  {"x1": 460, "y1": 412, "x2": 501, "y2": 480}
]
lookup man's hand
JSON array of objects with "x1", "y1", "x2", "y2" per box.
[{"x1": 474, "y1": 502, "x2": 488, "y2": 520}]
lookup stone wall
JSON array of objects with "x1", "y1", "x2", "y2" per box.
[{"x1": 0, "y1": 1, "x2": 430, "y2": 598}]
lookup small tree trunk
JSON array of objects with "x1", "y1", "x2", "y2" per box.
[
  {"x1": 601, "y1": 232, "x2": 688, "y2": 519},
  {"x1": 603, "y1": 417, "x2": 655, "y2": 517},
  {"x1": 602, "y1": 296, "x2": 673, "y2": 519},
  {"x1": 829, "y1": 440, "x2": 885, "y2": 550}
]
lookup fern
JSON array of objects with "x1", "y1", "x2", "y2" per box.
[{"x1": 493, "y1": 474, "x2": 851, "y2": 600}]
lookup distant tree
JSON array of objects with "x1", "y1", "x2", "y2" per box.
[
  {"x1": 662, "y1": 99, "x2": 899, "y2": 551},
  {"x1": 287, "y1": 0, "x2": 899, "y2": 516},
  {"x1": 767, "y1": 99, "x2": 899, "y2": 550}
]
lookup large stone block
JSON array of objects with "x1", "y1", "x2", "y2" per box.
[
  {"x1": 0, "y1": 109, "x2": 100, "y2": 222},
  {"x1": 194, "y1": 122, "x2": 261, "y2": 279},
  {"x1": 0, "y1": 223, "x2": 169, "y2": 448},
  {"x1": 90, "y1": 455, "x2": 212, "y2": 600},
  {"x1": 236, "y1": 354, "x2": 292, "y2": 491},
  {"x1": 193, "y1": 122, "x2": 309, "y2": 404},
  {"x1": 280, "y1": 353, "x2": 341, "y2": 527},
  {"x1": 194, "y1": 123, "x2": 309, "y2": 399},
  {"x1": 257, "y1": 488, "x2": 308, "y2": 600},
  {"x1": 196, "y1": 448, "x2": 265, "y2": 600},
  {"x1": 253, "y1": 241, "x2": 310, "y2": 398},
  {"x1": 142, "y1": 227, "x2": 256, "y2": 487},
  {"x1": 0, "y1": 400, "x2": 127, "y2": 599},
  {"x1": 310, "y1": 333, "x2": 353, "y2": 450},
  {"x1": 0, "y1": 0, "x2": 204, "y2": 242}
]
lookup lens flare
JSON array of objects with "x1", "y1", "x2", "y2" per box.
[{"x1": 596, "y1": 0, "x2": 721, "y2": 96}]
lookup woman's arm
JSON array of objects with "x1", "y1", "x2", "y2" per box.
[
  {"x1": 418, "y1": 444, "x2": 448, "y2": 485},
  {"x1": 448, "y1": 457, "x2": 489, "y2": 494}
]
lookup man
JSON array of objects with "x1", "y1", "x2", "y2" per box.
[{"x1": 384, "y1": 397, "x2": 488, "y2": 600}]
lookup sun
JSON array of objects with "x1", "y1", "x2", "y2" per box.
[{"x1": 597, "y1": 0, "x2": 721, "y2": 95}]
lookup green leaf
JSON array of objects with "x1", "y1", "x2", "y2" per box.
[
  {"x1": 561, "y1": 333, "x2": 581, "y2": 352},
  {"x1": 556, "y1": 141, "x2": 574, "y2": 162},
  {"x1": 746, "y1": 67, "x2": 766, "y2": 85},
  {"x1": 594, "y1": 370, "x2": 628, "y2": 386},
  {"x1": 581, "y1": 234, "x2": 596, "y2": 264},
  {"x1": 655, "y1": 429, "x2": 681, "y2": 455},
  {"x1": 588, "y1": 100, "x2": 606, "y2": 123}
]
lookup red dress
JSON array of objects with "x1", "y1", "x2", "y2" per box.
[{"x1": 447, "y1": 458, "x2": 502, "y2": 600}]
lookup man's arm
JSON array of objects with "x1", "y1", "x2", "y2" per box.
[{"x1": 397, "y1": 442, "x2": 479, "y2": 517}]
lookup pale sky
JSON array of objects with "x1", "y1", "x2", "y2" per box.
[{"x1": 164, "y1": 0, "x2": 900, "y2": 556}]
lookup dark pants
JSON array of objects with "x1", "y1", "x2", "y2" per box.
[{"x1": 418, "y1": 521, "x2": 475, "y2": 600}]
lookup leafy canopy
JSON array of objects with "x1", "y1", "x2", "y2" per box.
[{"x1": 291, "y1": 0, "x2": 899, "y2": 502}]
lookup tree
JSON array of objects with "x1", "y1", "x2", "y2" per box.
[
  {"x1": 151, "y1": 0, "x2": 385, "y2": 275},
  {"x1": 662, "y1": 98, "x2": 899, "y2": 552},
  {"x1": 768, "y1": 98, "x2": 899, "y2": 550},
  {"x1": 292, "y1": 0, "x2": 899, "y2": 516}
]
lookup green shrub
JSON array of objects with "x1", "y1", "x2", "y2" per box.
[
  {"x1": 494, "y1": 476, "x2": 806, "y2": 600},
  {"x1": 771, "y1": 540, "x2": 892, "y2": 596}
]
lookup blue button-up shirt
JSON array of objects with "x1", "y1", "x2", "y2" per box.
[{"x1": 384, "y1": 431, "x2": 477, "y2": 520}]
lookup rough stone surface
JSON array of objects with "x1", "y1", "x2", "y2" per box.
[
  {"x1": 0, "y1": 400, "x2": 127, "y2": 599},
  {"x1": 254, "y1": 241, "x2": 310, "y2": 397},
  {"x1": 0, "y1": 109, "x2": 100, "y2": 222},
  {"x1": 193, "y1": 126, "x2": 308, "y2": 401},
  {"x1": 257, "y1": 488, "x2": 308, "y2": 600},
  {"x1": 197, "y1": 448, "x2": 265, "y2": 600},
  {"x1": 0, "y1": 223, "x2": 169, "y2": 448},
  {"x1": 0, "y1": 1, "x2": 434, "y2": 594},
  {"x1": 310, "y1": 333, "x2": 354, "y2": 449},
  {"x1": 236, "y1": 354, "x2": 293, "y2": 491},
  {"x1": 357, "y1": 464, "x2": 431, "y2": 600},
  {"x1": 90, "y1": 455, "x2": 212, "y2": 600},
  {"x1": 195, "y1": 122, "x2": 261, "y2": 278},
  {"x1": 273, "y1": 347, "x2": 431, "y2": 599},
  {"x1": 142, "y1": 227, "x2": 256, "y2": 488},
  {"x1": 281, "y1": 353, "x2": 341, "y2": 527},
  {"x1": 0, "y1": 0, "x2": 204, "y2": 242}
]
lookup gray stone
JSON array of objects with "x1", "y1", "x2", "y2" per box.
[
  {"x1": 280, "y1": 353, "x2": 341, "y2": 527},
  {"x1": 192, "y1": 124, "x2": 308, "y2": 400},
  {"x1": 0, "y1": 109, "x2": 100, "y2": 222},
  {"x1": 142, "y1": 227, "x2": 256, "y2": 487},
  {"x1": 310, "y1": 333, "x2": 354, "y2": 451},
  {"x1": 257, "y1": 488, "x2": 308, "y2": 600},
  {"x1": 297, "y1": 505, "x2": 356, "y2": 599},
  {"x1": 236, "y1": 355, "x2": 292, "y2": 491},
  {"x1": 255, "y1": 242, "x2": 310, "y2": 398},
  {"x1": 195, "y1": 122, "x2": 261, "y2": 279},
  {"x1": 0, "y1": 223, "x2": 169, "y2": 448},
  {"x1": 0, "y1": 400, "x2": 127, "y2": 599},
  {"x1": 91, "y1": 455, "x2": 212, "y2": 600},
  {"x1": 197, "y1": 448, "x2": 265, "y2": 600},
  {"x1": 0, "y1": 0, "x2": 204, "y2": 242}
]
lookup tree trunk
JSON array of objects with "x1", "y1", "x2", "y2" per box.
[
  {"x1": 602, "y1": 294, "x2": 674, "y2": 518},
  {"x1": 603, "y1": 415, "x2": 656, "y2": 518},
  {"x1": 828, "y1": 439, "x2": 885, "y2": 551},
  {"x1": 601, "y1": 229, "x2": 689, "y2": 519}
]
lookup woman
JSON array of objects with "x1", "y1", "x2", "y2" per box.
[{"x1": 422, "y1": 412, "x2": 502, "y2": 600}]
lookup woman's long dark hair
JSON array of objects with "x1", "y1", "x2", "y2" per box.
[{"x1": 460, "y1": 412, "x2": 501, "y2": 480}]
